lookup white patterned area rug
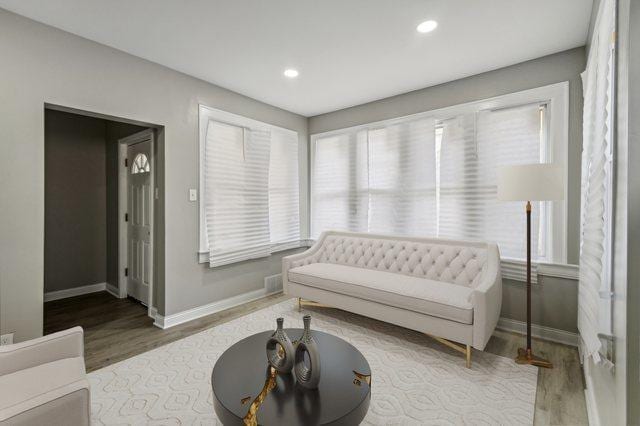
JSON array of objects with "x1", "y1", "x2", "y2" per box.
[{"x1": 89, "y1": 299, "x2": 537, "y2": 425}]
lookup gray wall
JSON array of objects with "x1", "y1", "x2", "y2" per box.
[
  {"x1": 308, "y1": 48, "x2": 586, "y2": 332},
  {"x1": 0, "y1": 9, "x2": 308, "y2": 342},
  {"x1": 105, "y1": 122, "x2": 147, "y2": 288},
  {"x1": 44, "y1": 109, "x2": 107, "y2": 292},
  {"x1": 502, "y1": 276, "x2": 578, "y2": 333},
  {"x1": 624, "y1": 0, "x2": 640, "y2": 421}
]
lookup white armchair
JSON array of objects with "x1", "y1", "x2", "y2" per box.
[{"x1": 0, "y1": 327, "x2": 90, "y2": 425}]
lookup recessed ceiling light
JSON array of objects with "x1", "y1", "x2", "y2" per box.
[
  {"x1": 284, "y1": 69, "x2": 299, "y2": 78},
  {"x1": 417, "y1": 20, "x2": 438, "y2": 33}
]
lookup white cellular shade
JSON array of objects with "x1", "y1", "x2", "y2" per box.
[
  {"x1": 367, "y1": 118, "x2": 436, "y2": 236},
  {"x1": 269, "y1": 129, "x2": 301, "y2": 248},
  {"x1": 311, "y1": 95, "x2": 561, "y2": 264},
  {"x1": 311, "y1": 118, "x2": 436, "y2": 238},
  {"x1": 578, "y1": 0, "x2": 615, "y2": 363},
  {"x1": 437, "y1": 114, "x2": 478, "y2": 241},
  {"x1": 204, "y1": 120, "x2": 271, "y2": 267},
  {"x1": 473, "y1": 104, "x2": 546, "y2": 260},
  {"x1": 311, "y1": 131, "x2": 368, "y2": 237}
]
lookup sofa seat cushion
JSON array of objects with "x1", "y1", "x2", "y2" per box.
[
  {"x1": 289, "y1": 263, "x2": 474, "y2": 324},
  {"x1": 0, "y1": 357, "x2": 87, "y2": 414}
]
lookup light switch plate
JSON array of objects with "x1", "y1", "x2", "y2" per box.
[
  {"x1": 0, "y1": 333, "x2": 14, "y2": 346},
  {"x1": 189, "y1": 189, "x2": 197, "y2": 202}
]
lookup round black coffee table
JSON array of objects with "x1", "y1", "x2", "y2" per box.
[{"x1": 211, "y1": 329, "x2": 371, "y2": 425}]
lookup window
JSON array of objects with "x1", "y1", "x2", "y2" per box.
[
  {"x1": 199, "y1": 106, "x2": 301, "y2": 267},
  {"x1": 131, "y1": 153, "x2": 150, "y2": 174},
  {"x1": 311, "y1": 83, "x2": 568, "y2": 270}
]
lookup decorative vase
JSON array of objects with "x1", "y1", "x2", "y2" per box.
[
  {"x1": 266, "y1": 317, "x2": 295, "y2": 373},
  {"x1": 294, "y1": 315, "x2": 321, "y2": 389}
]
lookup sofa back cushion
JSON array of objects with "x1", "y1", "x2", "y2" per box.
[{"x1": 293, "y1": 234, "x2": 488, "y2": 288}]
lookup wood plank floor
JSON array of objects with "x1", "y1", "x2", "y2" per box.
[{"x1": 44, "y1": 291, "x2": 588, "y2": 425}]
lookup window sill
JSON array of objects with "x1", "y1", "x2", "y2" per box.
[
  {"x1": 501, "y1": 258, "x2": 579, "y2": 283},
  {"x1": 198, "y1": 240, "x2": 313, "y2": 265},
  {"x1": 198, "y1": 244, "x2": 578, "y2": 282}
]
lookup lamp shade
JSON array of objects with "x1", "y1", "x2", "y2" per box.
[{"x1": 497, "y1": 163, "x2": 564, "y2": 201}]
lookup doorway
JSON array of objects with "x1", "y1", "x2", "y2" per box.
[{"x1": 43, "y1": 105, "x2": 163, "y2": 335}]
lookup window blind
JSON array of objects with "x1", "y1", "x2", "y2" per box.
[
  {"x1": 311, "y1": 118, "x2": 436, "y2": 238},
  {"x1": 269, "y1": 129, "x2": 301, "y2": 249},
  {"x1": 204, "y1": 120, "x2": 271, "y2": 267},
  {"x1": 311, "y1": 131, "x2": 368, "y2": 236},
  {"x1": 311, "y1": 103, "x2": 550, "y2": 262},
  {"x1": 367, "y1": 118, "x2": 437, "y2": 236},
  {"x1": 451, "y1": 103, "x2": 545, "y2": 260},
  {"x1": 578, "y1": 0, "x2": 615, "y2": 363}
]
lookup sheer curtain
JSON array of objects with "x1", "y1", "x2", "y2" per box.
[
  {"x1": 204, "y1": 120, "x2": 271, "y2": 267},
  {"x1": 578, "y1": 0, "x2": 615, "y2": 362}
]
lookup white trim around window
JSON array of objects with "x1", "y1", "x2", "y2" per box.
[{"x1": 198, "y1": 105, "x2": 304, "y2": 264}]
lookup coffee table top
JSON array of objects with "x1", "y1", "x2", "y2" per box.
[{"x1": 211, "y1": 328, "x2": 371, "y2": 426}]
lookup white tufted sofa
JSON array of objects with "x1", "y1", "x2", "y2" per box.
[{"x1": 283, "y1": 231, "x2": 502, "y2": 362}]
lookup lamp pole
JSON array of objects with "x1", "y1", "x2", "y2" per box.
[
  {"x1": 526, "y1": 201, "x2": 532, "y2": 352},
  {"x1": 515, "y1": 201, "x2": 553, "y2": 368}
]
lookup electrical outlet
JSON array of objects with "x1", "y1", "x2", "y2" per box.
[{"x1": 0, "y1": 333, "x2": 14, "y2": 346}]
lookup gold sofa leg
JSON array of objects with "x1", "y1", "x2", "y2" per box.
[
  {"x1": 297, "y1": 298, "x2": 330, "y2": 310},
  {"x1": 426, "y1": 334, "x2": 472, "y2": 368}
]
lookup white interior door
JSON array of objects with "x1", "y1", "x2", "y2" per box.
[{"x1": 126, "y1": 140, "x2": 152, "y2": 304}]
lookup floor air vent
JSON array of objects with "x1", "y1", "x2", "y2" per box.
[{"x1": 264, "y1": 273, "x2": 283, "y2": 294}]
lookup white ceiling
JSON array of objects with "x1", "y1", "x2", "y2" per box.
[{"x1": 0, "y1": 0, "x2": 593, "y2": 116}]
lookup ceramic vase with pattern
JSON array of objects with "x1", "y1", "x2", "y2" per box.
[
  {"x1": 294, "y1": 315, "x2": 321, "y2": 389},
  {"x1": 266, "y1": 317, "x2": 295, "y2": 373}
]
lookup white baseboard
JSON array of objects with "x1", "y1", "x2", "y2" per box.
[
  {"x1": 44, "y1": 282, "x2": 107, "y2": 302},
  {"x1": 496, "y1": 317, "x2": 579, "y2": 347},
  {"x1": 105, "y1": 283, "x2": 120, "y2": 298},
  {"x1": 154, "y1": 288, "x2": 281, "y2": 329}
]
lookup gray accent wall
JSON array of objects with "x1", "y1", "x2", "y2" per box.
[
  {"x1": 308, "y1": 48, "x2": 586, "y2": 333},
  {"x1": 0, "y1": 9, "x2": 308, "y2": 342},
  {"x1": 44, "y1": 109, "x2": 108, "y2": 292}
]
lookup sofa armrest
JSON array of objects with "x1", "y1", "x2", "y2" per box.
[
  {"x1": 0, "y1": 327, "x2": 84, "y2": 377},
  {"x1": 471, "y1": 244, "x2": 502, "y2": 350},
  {"x1": 282, "y1": 232, "x2": 330, "y2": 294}
]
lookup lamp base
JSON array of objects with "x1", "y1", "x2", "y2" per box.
[{"x1": 515, "y1": 347, "x2": 553, "y2": 368}]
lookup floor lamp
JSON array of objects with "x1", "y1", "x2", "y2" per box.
[{"x1": 497, "y1": 163, "x2": 564, "y2": 368}]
